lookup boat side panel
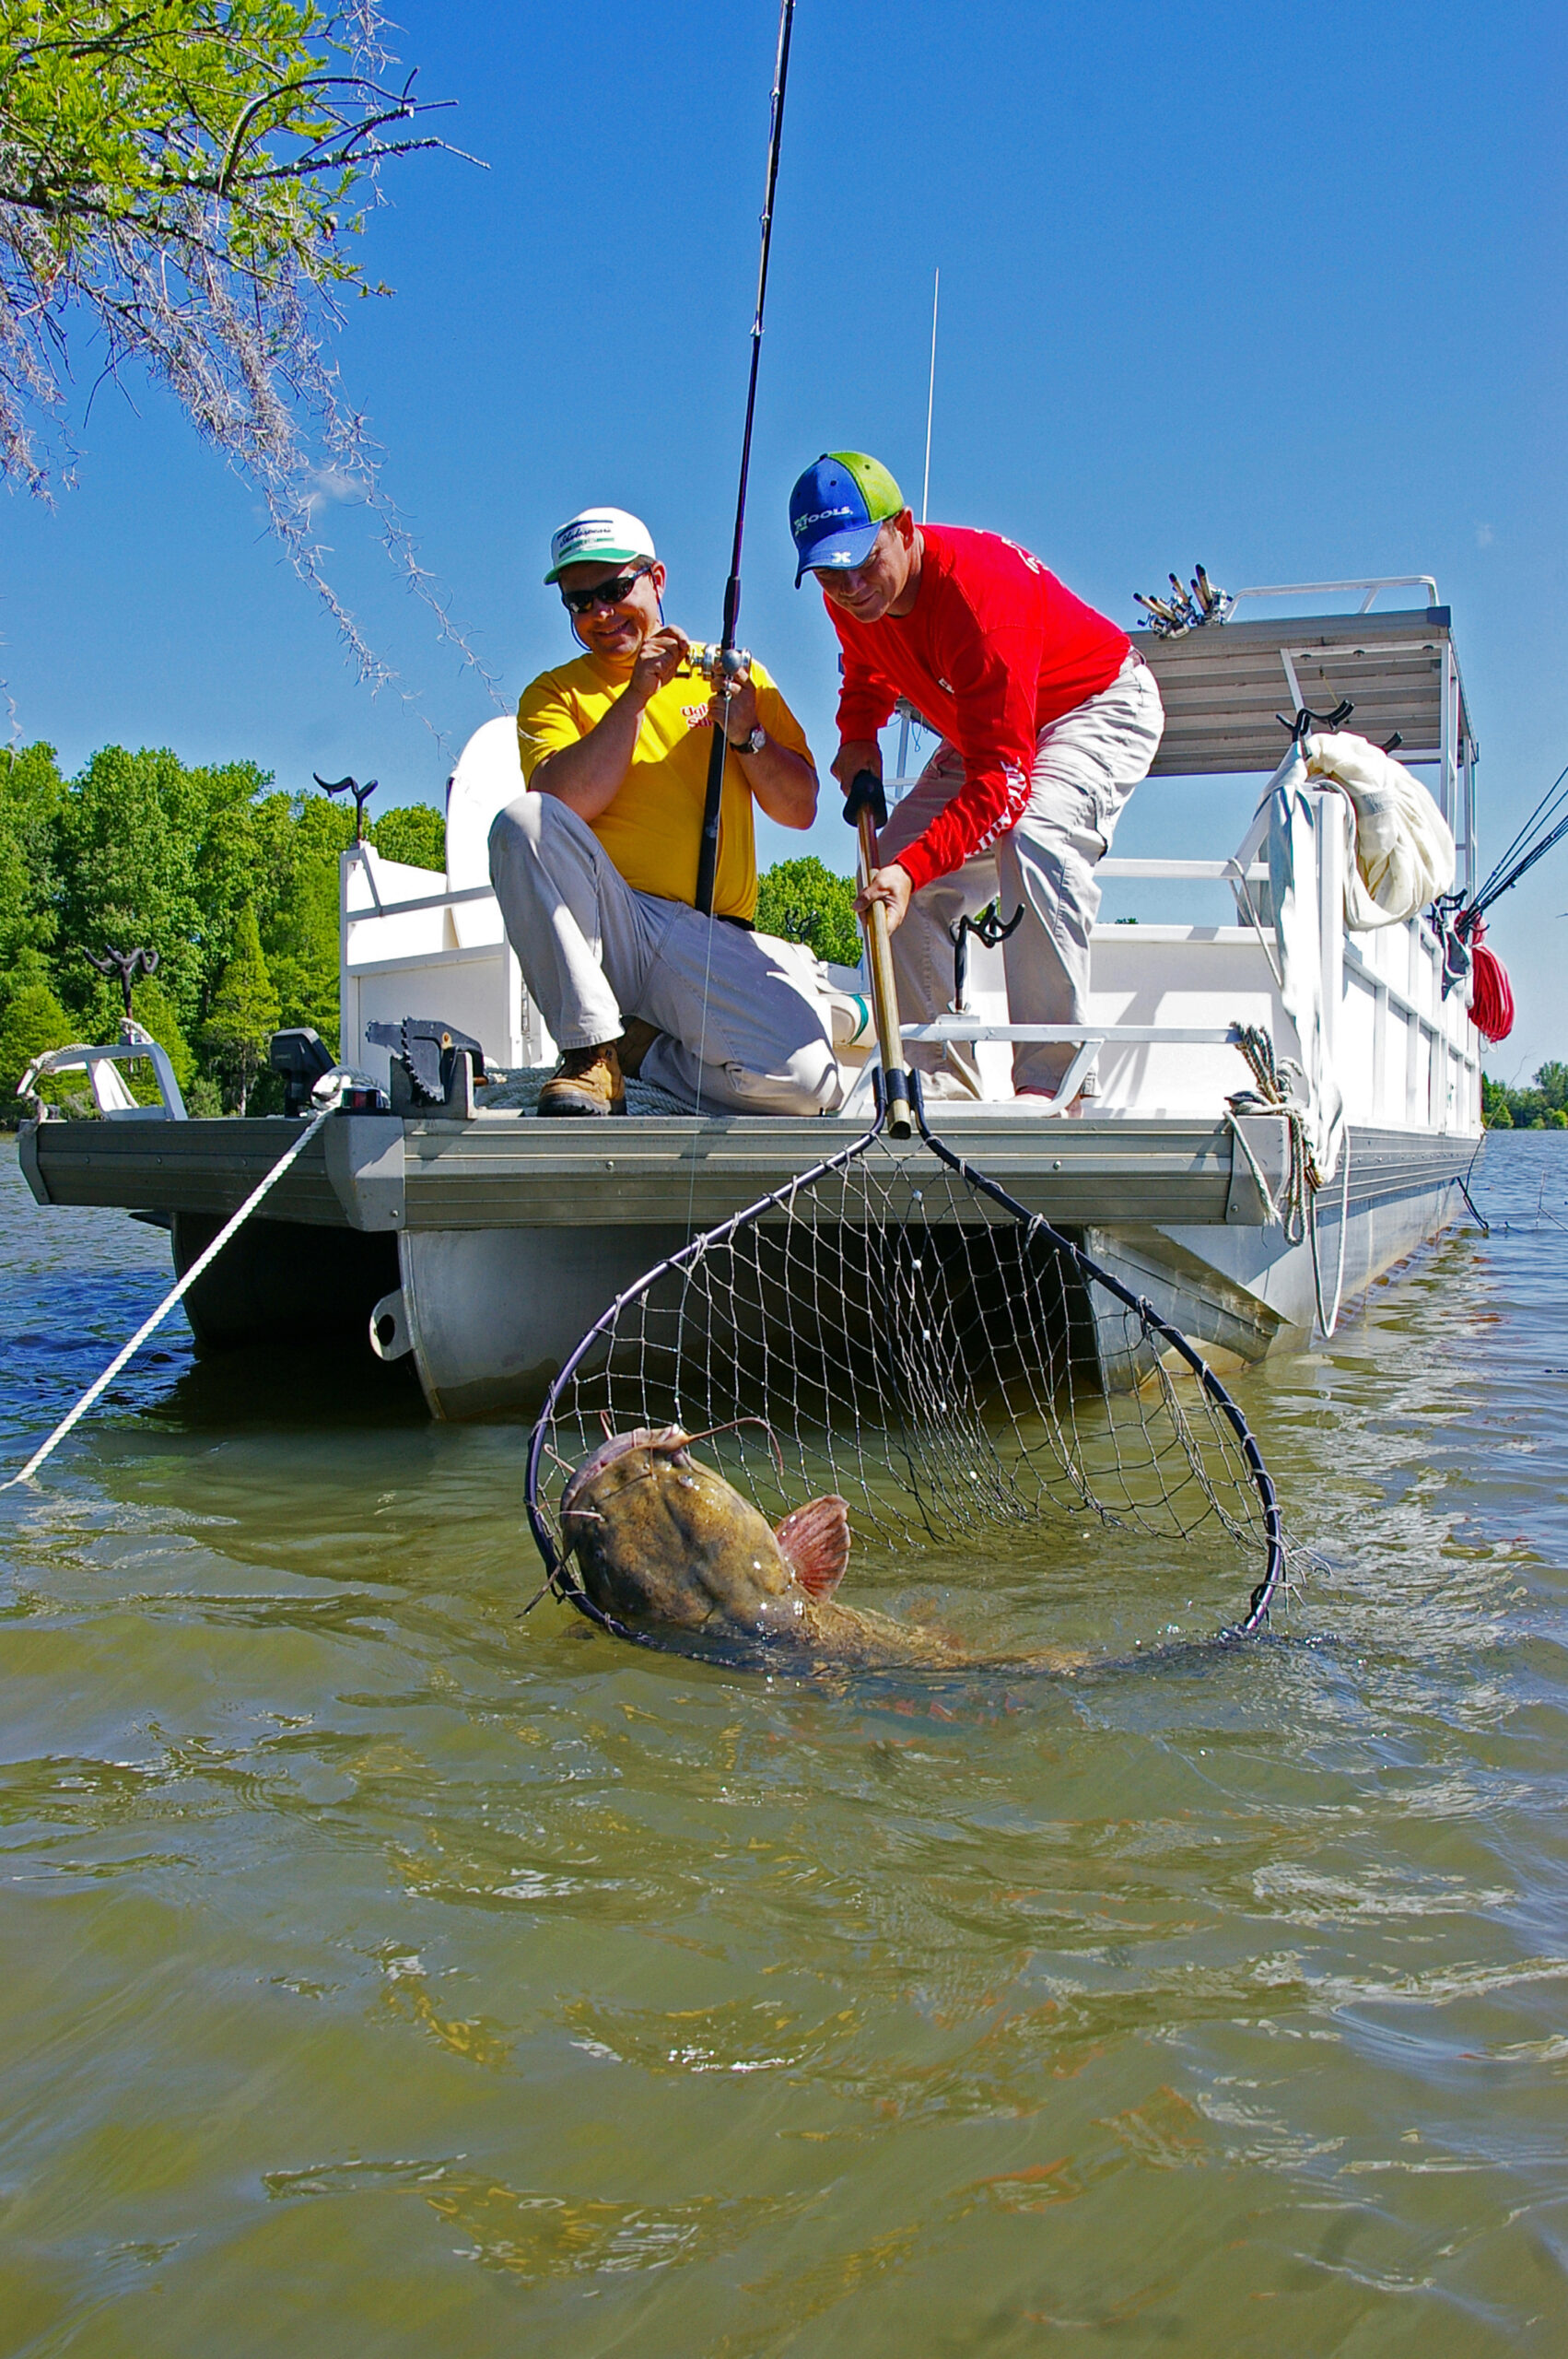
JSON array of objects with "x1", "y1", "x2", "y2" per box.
[
  {"x1": 398, "y1": 1223, "x2": 692, "y2": 1421},
  {"x1": 1085, "y1": 1129, "x2": 1476, "y2": 1363}
]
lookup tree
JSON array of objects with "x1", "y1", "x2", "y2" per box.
[
  {"x1": 252, "y1": 784, "x2": 352, "y2": 1048},
  {"x1": 126, "y1": 971, "x2": 196, "y2": 1101},
  {"x1": 0, "y1": 3, "x2": 496, "y2": 692},
  {"x1": 371, "y1": 801, "x2": 444, "y2": 872},
  {"x1": 0, "y1": 738, "x2": 64, "y2": 966},
  {"x1": 1483, "y1": 1062, "x2": 1568, "y2": 1130},
  {"x1": 755, "y1": 855, "x2": 862, "y2": 969},
  {"x1": 199, "y1": 898, "x2": 278, "y2": 1112},
  {"x1": 53, "y1": 743, "x2": 270, "y2": 1031},
  {"x1": 0, "y1": 948, "x2": 72, "y2": 1109}
]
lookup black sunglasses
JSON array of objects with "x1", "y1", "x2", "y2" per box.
[{"x1": 559, "y1": 563, "x2": 653, "y2": 616}]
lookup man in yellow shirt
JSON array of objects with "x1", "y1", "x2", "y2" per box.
[{"x1": 489, "y1": 506, "x2": 842, "y2": 1117}]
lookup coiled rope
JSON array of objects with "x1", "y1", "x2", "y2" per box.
[{"x1": 1229, "y1": 1023, "x2": 1351, "y2": 1339}]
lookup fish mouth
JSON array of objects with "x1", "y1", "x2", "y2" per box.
[{"x1": 559, "y1": 1426, "x2": 689, "y2": 1524}]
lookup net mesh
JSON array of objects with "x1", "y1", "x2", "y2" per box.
[{"x1": 525, "y1": 1118, "x2": 1285, "y2": 1655}]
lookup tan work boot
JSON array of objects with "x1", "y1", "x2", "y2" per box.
[
  {"x1": 536, "y1": 1039, "x2": 626, "y2": 1118},
  {"x1": 617, "y1": 1015, "x2": 661, "y2": 1080}
]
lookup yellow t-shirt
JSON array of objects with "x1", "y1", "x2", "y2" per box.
[{"x1": 515, "y1": 646, "x2": 814, "y2": 923}]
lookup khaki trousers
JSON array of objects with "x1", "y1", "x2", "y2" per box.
[
  {"x1": 488, "y1": 791, "x2": 843, "y2": 1116},
  {"x1": 877, "y1": 653, "x2": 1164, "y2": 1096}
]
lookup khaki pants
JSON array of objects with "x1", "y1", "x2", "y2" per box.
[
  {"x1": 487, "y1": 791, "x2": 843, "y2": 1117},
  {"x1": 877, "y1": 652, "x2": 1164, "y2": 1097}
]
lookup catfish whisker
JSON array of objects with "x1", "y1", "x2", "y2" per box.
[{"x1": 681, "y1": 1415, "x2": 786, "y2": 1480}]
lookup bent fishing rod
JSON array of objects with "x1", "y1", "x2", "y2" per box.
[{"x1": 695, "y1": 0, "x2": 797, "y2": 918}]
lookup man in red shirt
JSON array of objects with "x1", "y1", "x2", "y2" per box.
[{"x1": 789, "y1": 452, "x2": 1164, "y2": 1103}]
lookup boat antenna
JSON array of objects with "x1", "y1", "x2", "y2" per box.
[
  {"x1": 921, "y1": 265, "x2": 939, "y2": 524},
  {"x1": 895, "y1": 266, "x2": 941, "y2": 781},
  {"x1": 695, "y1": 0, "x2": 797, "y2": 918}
]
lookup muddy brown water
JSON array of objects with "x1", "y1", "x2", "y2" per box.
[{"x1": 2, "y1": 1134, "x2": 1566, "y2": 2355}]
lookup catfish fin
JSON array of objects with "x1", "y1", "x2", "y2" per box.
[{"x1": 775, "y1": 1496, "x2": 851, "y2": 1598}]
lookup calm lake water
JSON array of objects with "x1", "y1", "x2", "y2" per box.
[{"x1": 3, "y1": 1133, "x2": 1566, "y2": 2356}]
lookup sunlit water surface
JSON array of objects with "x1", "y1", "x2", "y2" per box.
[{"x1": 2, "y1": 1135, "x2": 1566, "y2": 2356}]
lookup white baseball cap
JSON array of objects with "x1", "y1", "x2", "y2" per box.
[{"x1": 544, "y1": 507, "x2": 658, "y2": 584}]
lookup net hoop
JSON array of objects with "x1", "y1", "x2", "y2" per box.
[{"x1": 524, "y1": 1086, "x2": 1288, "y2": 1657}]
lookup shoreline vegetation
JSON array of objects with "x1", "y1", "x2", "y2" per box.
[
  {"x1": 0, "y1": 741, "x2": 860, "y2": 1121},
  {"x1": 1480, "y1": 1067, "x2": 1568, "y2": 1130}
]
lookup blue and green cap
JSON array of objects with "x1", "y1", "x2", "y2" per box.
[{"x1": 789, "y1": 452, "x2": 907, "y2": 586}]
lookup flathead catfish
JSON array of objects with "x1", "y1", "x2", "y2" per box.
[{"x1": 556, "y1": 1426, "x2": 1084, "y2": 1675}]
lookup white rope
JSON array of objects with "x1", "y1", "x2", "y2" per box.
[
  {"x1": 2, "y1": 1081, "x2": 346, "y2": 1492},
  {"x1": 1307, "y1": 1127, "x2": 1352, "y2": 1340}
]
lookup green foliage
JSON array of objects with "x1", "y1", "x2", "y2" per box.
[
  {"x1": 0, "y1": 6, "x2": 495, "y2": 698},
  {"x1": 0, "y1": 4, "x2": 449, "y2": 485},
  {"x1": 371, "y1": 803, "x2": 445, "y2": 872},
  {"x1": 755, "y1": 855, "x2": 862, "y2": 969},
  {"x1": 127, "y1": 975, "x2": 197, "y2": 1102},
  {"x1": 53, "y1": 744, "x2": 272, "y2": 1031},
  {"x1": 199, "y1": 902, "x2": 280, "y2": 1113},
  {"x1": 0, "y1": 738, "x2": 64, "y2": 965},
  {"x1": 252, "y1": 787, "x2": 353, "y2": 1050},
  {"x1": 1484, "y1": 1064, "x2": 1568, "y2": 1130},
  {"x1": 0, "y1": 743, "x2": 439, "y2": 1116},
  {"x1": 0, "y1": 950, "x2": 73, "y2": 1110}
]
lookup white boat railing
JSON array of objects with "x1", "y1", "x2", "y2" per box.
[
  {"x1": 18, "y1": 1027, "x2": 188, "y2": 1121},
  {"x1": 1229, "y1": 575, "x2": 1441, "y2": 615},
  {"x1": 337, "y1": 782, "x2": 1480, "y2": 1134}
]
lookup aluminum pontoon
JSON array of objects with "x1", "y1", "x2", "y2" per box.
[{"x1": 19, "y1": 580, "x2": 1483, "y2": 1418}]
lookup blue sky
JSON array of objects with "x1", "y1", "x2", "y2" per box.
[{"x1": 4, "y1": 1, "x2": 1563, "y2": 1075}]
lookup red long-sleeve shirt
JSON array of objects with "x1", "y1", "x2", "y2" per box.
[{"x1": 828, "y1": 524, "x2": 1131, "y2": 893}]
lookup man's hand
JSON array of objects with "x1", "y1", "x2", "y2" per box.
[
  {"x1": 712, "y1": 651, "x2": 818, "y2": 828},
  {"x1": 832, "y1": 739, "x2": 882, "y2": 797},
  {"x1": 855, "y1": 863, "x2": 914, "y2": 934},
  {"x1": 711, "y1": 656, "x2": 759, "y2": 746},
  {"x1": 536, "y1": 621, "x2": 688, "y2": 821},
  {"x1": 628, "y1": 625, "x2": 691, "y2": 708}
]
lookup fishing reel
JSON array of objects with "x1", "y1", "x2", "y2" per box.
[{"x1": 681, "y1": 640, "x2": 751, "y2": 684}]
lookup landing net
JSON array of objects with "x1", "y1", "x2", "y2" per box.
[{"x1": 524, "y1": 1106, "x2": 1286, "y2": 1652}]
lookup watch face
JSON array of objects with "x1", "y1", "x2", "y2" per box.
[{"x1": 746, "y1": 726, "x2": 766, "y2": 754}]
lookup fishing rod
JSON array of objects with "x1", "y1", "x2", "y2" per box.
[
  {"x1": 695, "y1": 0, "x2": 797, "y2": 918},
  {"x1": 1456, "y1": 756, "x2": 1568, "y2": 928}
]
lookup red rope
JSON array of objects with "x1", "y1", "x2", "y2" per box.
[{"x1": 1467, "y1": 916, "x2": 1515, "y2": 1043}]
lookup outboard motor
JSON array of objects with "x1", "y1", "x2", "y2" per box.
[{"x1": 269, "y1": 1027, "x2": 337, "y2": 1118}]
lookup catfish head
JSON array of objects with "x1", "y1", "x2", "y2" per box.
[{"x1": 558, "y1": 1426, "x2": 850, "y2": 1651}]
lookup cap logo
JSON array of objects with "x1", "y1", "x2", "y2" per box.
[{"x1": 792, "y1": 503, "x2": 857, "y2": 538}]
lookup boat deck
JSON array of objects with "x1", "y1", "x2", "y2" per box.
[{"x1": 20, "y1": 1109, "x2": 1472, "y2": 1235}]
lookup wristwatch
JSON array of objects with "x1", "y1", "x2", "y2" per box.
[{"x1": 736, "y1": 723, "x2": 766, "y2": 756}]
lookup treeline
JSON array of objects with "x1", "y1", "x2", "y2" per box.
[
  {"x1": 1, "y1": 741, "x2": 443, "y2": 1117},
  {"x1": 1481, "y1": 1064, "x2": 1568, "y2": 1130}
]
